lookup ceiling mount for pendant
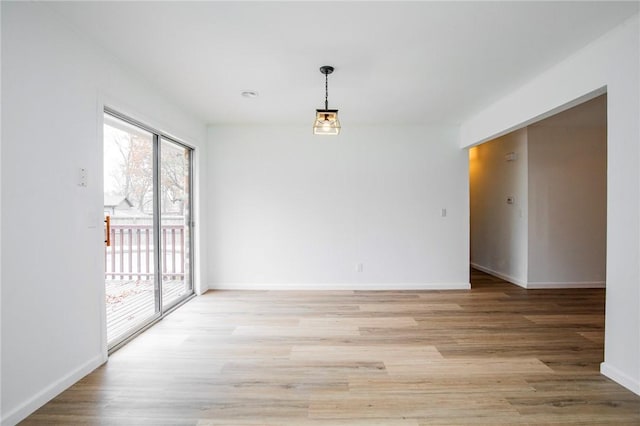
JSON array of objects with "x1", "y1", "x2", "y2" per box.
[
  {"x1": 313, "y1": 65, "x2": 341, "y2": 136},
  {"x1": 319, "y1": 65, "x2": 334, "y2": 75}
]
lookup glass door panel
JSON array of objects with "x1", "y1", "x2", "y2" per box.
[
  {"x1": 160, "y1": 138, "x2": 193, "y2": 309},
  {"x1": 104, "y1": 113, "x2": 159, "y2": 346}
]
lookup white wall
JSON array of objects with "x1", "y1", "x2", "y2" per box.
[
  {"x1": 460, "y1": 14, "x2": 640, "y2": 395},
  {"x1": 207, "y1": 125, "x2": 469, "y2": 290},
  {"x1": 0, "y1": 2, "x2": 3, "y2": 415},
  {"x1": 470, "y1": 128, "x2": 528, "y2": 286},
  {"x1": 527, "y1": 96, "x2": 607, "y2": 287},
  {"x1": 0, "y1": 3, "x2": 207, "y2": 424}
]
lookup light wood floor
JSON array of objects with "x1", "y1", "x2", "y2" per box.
[{"x1": 22, "y1": 270, "x2": 640, "y2": 425}]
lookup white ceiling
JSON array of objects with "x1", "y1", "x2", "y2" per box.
[{"x1": 45, "y1": 1, "x2": 638, "y2": 126}]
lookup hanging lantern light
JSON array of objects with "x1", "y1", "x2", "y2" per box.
[{"x1": 313, "y1": 65, "x2": 341, "y2": 135}]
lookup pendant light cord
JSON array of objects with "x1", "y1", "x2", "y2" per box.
[{"x1": 325, "y1": 72, "x2": 329, "y2": 110}]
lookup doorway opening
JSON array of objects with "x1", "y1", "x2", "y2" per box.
[
  {"x1": 469, "y1": 94, "x2": 607, "y2": 290},
  {"x1": 103, "y1": 109, "x2": 194, "y2": 350}
]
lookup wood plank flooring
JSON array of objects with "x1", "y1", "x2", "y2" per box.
[{"x1": 21, "y1": 269, "x2": 640, "y2": 425}]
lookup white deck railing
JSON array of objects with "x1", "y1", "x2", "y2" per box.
[{"x1": 105, "y1": 224, "x2": 186, "y2": 280}]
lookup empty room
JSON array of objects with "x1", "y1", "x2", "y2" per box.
[{"x1": 1, "y1": 1, "x2": 640, "y2": 425}]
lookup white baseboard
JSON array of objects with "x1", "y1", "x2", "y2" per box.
[
  {"x1": 208, "y1": 282, "x2": 471, "y2": 291},
  {"x1": 470, "y1": 263, "x2": 527, "y2": 287},
  {"x1": 527, "y1": 281, "x2": 606, "y2": 289},
  {"x1": 471, "y1": 263, "x2": 606, "y2": 289},
  {"x1": 1, "y1": 353, "x2": 106, "y2": 426},
  {"x1": 601, "y1": 362, "x2": 640, "y2": 396}
]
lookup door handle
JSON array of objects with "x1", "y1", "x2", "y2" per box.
[{"x1": 104, "y1": 216, "x2": 111, "y2": 246}]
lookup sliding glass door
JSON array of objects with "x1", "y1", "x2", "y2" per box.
[
  {"x1": 160, "y1": 138, "x2": 193, "y2": 309},
  {"x1": 103, "y1": 110, "x2": 193, "y2": 349}
]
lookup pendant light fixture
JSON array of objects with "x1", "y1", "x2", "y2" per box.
[{"x1": 313, "y1": 65, "x2": 341, "y2": 135}]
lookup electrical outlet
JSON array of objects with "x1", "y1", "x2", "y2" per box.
[{"x1": 356, "y1": 263, "x2": 363, "y2": 273}]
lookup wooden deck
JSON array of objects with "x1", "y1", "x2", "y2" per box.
[
  {"x1": 24, "y1": 269, "x2": 640, "y2": 424},
  {"x1": 106, "y1": 279, "x2": 190, "y2": 343}
]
